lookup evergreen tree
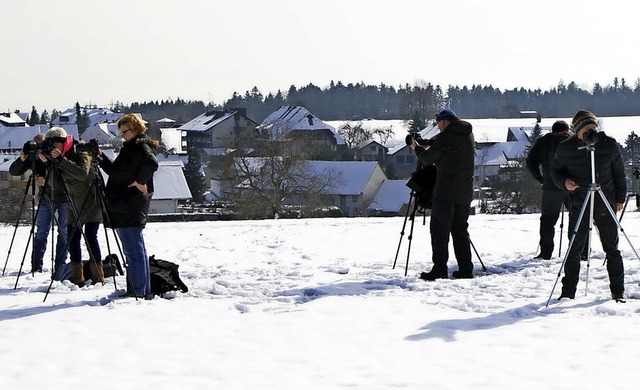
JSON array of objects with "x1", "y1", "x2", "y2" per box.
[
  {"x1": 184, "y1": 146, "x2": 204, "y2": 203},
  {"x1": 28, "y1": 106, "x2": 40, "y2": 126}
]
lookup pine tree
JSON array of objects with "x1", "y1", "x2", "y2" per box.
[{"x1": 184, "y1": 146, "x2": 204, "y2": 203}]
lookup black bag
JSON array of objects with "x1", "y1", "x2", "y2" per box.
[
  {"x1": 82, "y1": 253, "x2": 124, "y2": 280},
  {"x1": 406, "y1": 164, "x2": 437, "y2": 210},
  {"x1": 149, "y1": 255, "x2": 189, "y2": 296}
]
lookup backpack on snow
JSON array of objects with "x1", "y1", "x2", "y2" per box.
[{"x1": 149, "y1": 255, "x2": 189, "y2": 296}]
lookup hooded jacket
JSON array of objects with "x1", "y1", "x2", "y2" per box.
[
  {"x1": 414, "y1": 119, "x2": 475, "y2": 204},
  {"x1": 99, "y1": 134, "x2": 159, "y2": 228},
  {"x1": 526, "y1": 132, "x2": 570, "y2": 191}
]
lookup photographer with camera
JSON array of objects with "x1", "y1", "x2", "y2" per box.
[
  {"x1": 525, "y1": 120, "x2": 572, "y2": 260},
  {"x1": 98, "y1": 114, "x2": 159, "y2": 299},
  {"x1": 9, "y1": 133, "x2": 68, "y2": 273},
  {"x1": 45, "y1": 127, "x2": 104, "y2": 286},
  {"x1": 410, "y1": 109, "x2": 476, "y2": 281},
  {"x1": 550, "y1": 110, "x2": 627, "y2": 302}
]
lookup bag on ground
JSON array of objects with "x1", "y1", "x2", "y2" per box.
[{"x1": 149, "y1": 255, "x2": 188, "y2": 296}]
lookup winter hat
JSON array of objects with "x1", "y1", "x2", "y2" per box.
[
  {"x1": 44, "y1": 127, "x2": 67, "y2": 142},
  {"x1": 551, "y1": 120, "x2": 570, "y2": 134},
  {"x1": 435, "y1": 109, "x2": 458, "y2": 122},
  {"x1": 571, "y1": 110, "x2": 598, "y2": 132}
]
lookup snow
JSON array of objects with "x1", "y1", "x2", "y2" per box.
[{"x1": 2, "y1": 212, "x2": 640, "y2": 389}]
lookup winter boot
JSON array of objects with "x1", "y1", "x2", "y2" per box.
[
  {"x1": 69, "y1": 262, "x2": 85, "y2": 286},
  {"x1": 90, "y1": 262, "x2": 105, "y2": 285}
]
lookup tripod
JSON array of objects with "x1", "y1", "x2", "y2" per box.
[
  {"x1": 546, "y1": 142, "x2": 640, "y2": 306},
  {"x1": 392, "y1": 191, "x2": 486, "y2": 277}
]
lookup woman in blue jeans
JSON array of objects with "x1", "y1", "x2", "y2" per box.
[{"x1": 98, "y1": 114, "x2": 158, "y2": 298}]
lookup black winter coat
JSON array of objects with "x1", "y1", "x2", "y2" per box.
[
  {"x1": 99, "y1": 135, "x2": 159, "y2": 228},
  {"x1": 526, "y1": 132, "x2": 570, "y2": 191},
  {"x1": 9, "y1": 155, "x2": 67, "y2": 204},
  {"x1": 550, "y1": 133, "x2": 626, "y2": 215},
  {"x1": 414, "y1": 120, "x2": 475, "y2": 204}
]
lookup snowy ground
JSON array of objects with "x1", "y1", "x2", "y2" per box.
[{"x1": 2, "y1": 213, "x2": 640, "y2": 389}]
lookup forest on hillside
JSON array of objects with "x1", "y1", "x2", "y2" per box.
[{"x1": 121, "y1": 77, "x2": 640, "y2": 125}]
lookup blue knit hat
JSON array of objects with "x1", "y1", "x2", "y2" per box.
[{"x1": 435, "y1": 109, "x2": 458, "y2": 122}]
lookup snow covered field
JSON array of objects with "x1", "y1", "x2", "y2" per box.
[{"x1": 2, "y1": 213, "x2": 640, "y2": 389}]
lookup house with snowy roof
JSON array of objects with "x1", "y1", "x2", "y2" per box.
[
  {"x1": 257, "y1": 106, "x2": 346, "y2": 151},
  {"x1": 368, "y1": 179, "x2": 412, "y2": 215},
  {"x1": 51, "y1": 108, "x2": 126, "y2": 129},
  {"x1": 355, "y1": 139, "x2": 387, "y2": 168},
  {"x1": 178, "y1": 108, "x2": 258, "y2": 150}
]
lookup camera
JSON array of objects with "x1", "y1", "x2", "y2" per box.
[
  {"x1": 22, "y1": 138, "x2": 55, "y2": 156},
  {"x1": 582, "y1": 128, "x2": 605, "y2": 145},
  {"x1": 76, "y1": 139, "x2": 99, "y2": 155},
  {"x1": 405, "y1": 132, "x2": 432, "y2": 147}
]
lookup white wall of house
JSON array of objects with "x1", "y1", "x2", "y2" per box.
[{"x1": 149, "y1": 199, "x2": 178, "y2": 214}]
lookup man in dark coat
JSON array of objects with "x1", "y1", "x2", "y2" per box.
[
  {"x1": 410, "y1": 109, "x2": 476, "y2": 280},
  {"x1": 526, "y1": 120, "x2": 571, "y2": 259},
  {"x1": 9, "y1": 133, "x2": 69, "y2": 273},
  {"x1": 550, "y1": 110, "x2": 627, "y2": 302}
]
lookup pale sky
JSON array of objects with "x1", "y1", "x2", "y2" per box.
[{"x1": 3, "y1": 0, "x2": 640, "y2": 113}]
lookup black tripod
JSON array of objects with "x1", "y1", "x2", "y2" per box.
[
  {"x1": 392, "y1": 191, "x2": 486, "y2": 276},
  {"x1": 546, "y1": 142, "x2": 640, "y2": 306},
  {"x1": 3, "y1": 155, "x2": 67, "y2": 285}
]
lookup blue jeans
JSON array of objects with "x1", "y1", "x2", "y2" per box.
[
  {"x1": 116, "y1": 227, "x2": 150, "y2": 297},
  {"x1": 33, "y1": 201, "x2": 68, "y2": 269}
]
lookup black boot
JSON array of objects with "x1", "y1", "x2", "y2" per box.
[{"x1": 419, "y1": 269, "x2": 448, "y2": 281}]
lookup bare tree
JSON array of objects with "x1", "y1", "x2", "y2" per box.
[{"x1": 229, "y1": 129, "x2": 343, "y2": 218}]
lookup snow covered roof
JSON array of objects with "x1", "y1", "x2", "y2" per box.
[
  {"x1": 51, "y1": 108, "x2": 128, "y2": 128},
  {"x1": 0, "y1": 112, "x2": 26, "y2": 127},
  {"x1": 306, "y1": 160, "x2": 380, "y2": 195},
  {"x1": 476, "y1": 143, "x2": 508, "y2": 166},
  {"x1": 258, "y1": 106, "x2": 346, "y2": 145},
  {"x1": 178, "y1": 111, "x2": 235, "y2": 132},
  {"x1": 156, "y1": 117, "x2": 176, "y2": 123},
  {"x1": 152, "y1": 163, "x2": 192, "y2": 200},
  {"x1": 369, "y1": 179, "x2": 411, "y2": 212}
]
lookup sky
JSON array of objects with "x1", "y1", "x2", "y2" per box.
[
  {"x1": 4, "y1": 0, "x2": 640, "y2": 113},
  {"x1": 2, "y1": 214, "x2": 640, "y2": 389}
]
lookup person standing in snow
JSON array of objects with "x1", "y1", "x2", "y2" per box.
[
  {"x1": 525, "y1": 120, "x2": 572, "y2": 260},
  {"x1": 98, "y1": 114, "x2": 158, "y2": 299},
  {"x1": 410, "y1": 109, "x2": 476, "y2": 281},
  {"x1": 550, "y1": 110, "x2": 627, "y2": 302}
]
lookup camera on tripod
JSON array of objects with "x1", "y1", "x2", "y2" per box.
[
  {"x1": 75, "y1": 139, "x2": 100, "y2": 155},
  {"x1": 405, "y1": 132, "x2": 432, "y2": 147},
  {"x1": 22, "y1": 138, "x2": 55, "y2": 156},
  {"x1": 582, "y1": 128, "x2": 605, "y2": 145}
]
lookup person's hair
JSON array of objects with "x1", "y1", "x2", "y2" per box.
[{"x1": 117, "y1": 113, "x2": 146, "y2": 135}]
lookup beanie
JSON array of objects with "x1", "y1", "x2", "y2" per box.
[
  {"x1": 435, "y1": 109, "x2": 458, "y2": 122},
  {"x1": 44, "y1": 127, "x2": 67, "y2": 142},
  {"x1": 551, "y1": 120, "x2": 570, "y2": 134},
  {"x1": 571, "y1": 110, "x2": 597, "y2": 132}
]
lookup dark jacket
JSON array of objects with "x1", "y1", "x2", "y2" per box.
[
  {"x1": 413, "y1": 119, "x2": 475, "y2": 204},
  {"x1": 550, "y1": 133, "x2": 626, "y2": 215},
  {"x1": 9, "y1": 155, "x2": 67, "y2": 204},
  {"x1": 99, "y1": 134, "x2": 159, "y2": 228},
  {"x1": 55, "y1": 145, "x2": 103, "y2": 224},
  {"x1": 526, "y1": 132, "x2": 570, "y2": 191}
]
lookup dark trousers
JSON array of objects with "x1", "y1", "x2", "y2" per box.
[
  {"x1": 429, "y1": 198, "x2": 473, "y2": 273},
  {"x1": 538, "y1": 190, "x2": 570, "y2": 258},
  {"x1": 561, "y1": 206, "x2": 624, "y2": 296},
  {"x1": 67, "y1": 222, "x2": 102, "y2": 264}
]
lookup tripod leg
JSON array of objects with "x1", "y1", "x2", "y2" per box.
[
  {"x1": 598, "y1": 190, "x2": 640, "y2": 262},
  {"x1": 468, "y1": 235, "x2": 486, "y2": 271},
  {"x1": 558, "y1": 205, "x2": 564, "y2": 258},
  {"x1": 404, "y1": 207, "x2": 418, "y2": 277},
  {"x1": 2, "y1": 175, "x2": 35, "y2": 276},
  {"x1": 393, "y1": 192, "x2": 415, "y2": 270},
  {"x1": 546, "y1": 191, "x2": 592, "y2": 307}
]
